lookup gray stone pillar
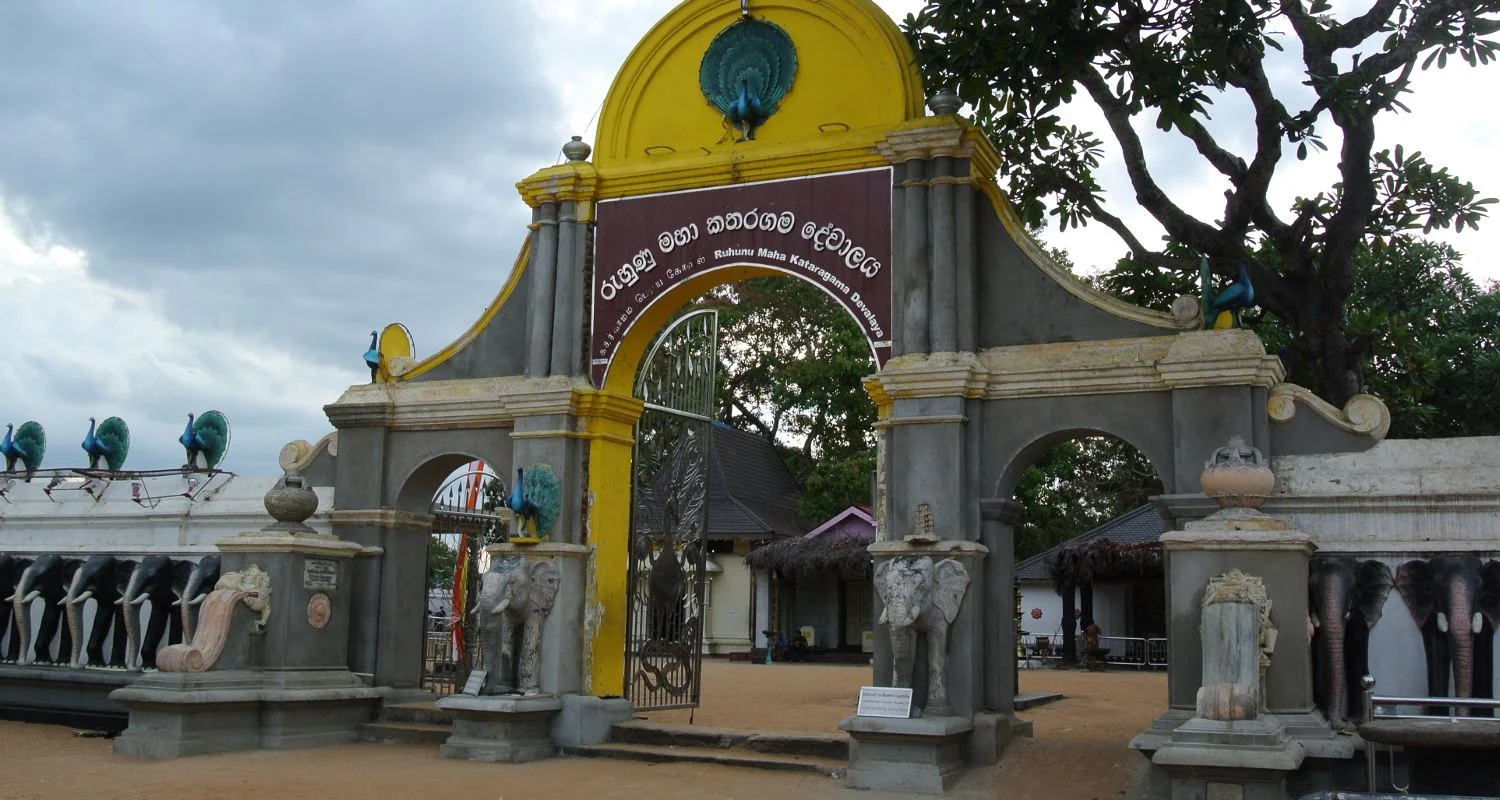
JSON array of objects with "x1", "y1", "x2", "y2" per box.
[
  {"x1": 330, "y1": 510, "x2": 433, "y2": 695},
  {"x1": 954, "y1": 167, "x2": 977, "y2": 353},
  {"x1": 526, "y1": 202, "x2": 559, "y2": 378},
  {"x1": 928, "y1": 156, "x2": 957, "y2": 353},
  {"x1": 979, "y1": 498, "x2": 1020, "y2": 714},
  {"x1": 550, "y1": 200, "x2": 581, "y2": 377},
  {"x1": 901, "y1": 159, "x2": 930, "y2": 354}
]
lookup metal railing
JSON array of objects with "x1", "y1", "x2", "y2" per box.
[
  {"x1": 1360, "y1": 674, "x2": 1500, "y2": 794},
  {"x1": 1016, "y1": 633, "x2": 1168, "y2": 668}
]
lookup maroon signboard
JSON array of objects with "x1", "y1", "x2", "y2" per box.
[{"x1": 591, "y1": 167, "x2": 893, "y2": 386}]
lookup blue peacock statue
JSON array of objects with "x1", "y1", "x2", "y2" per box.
[
  {"x1": 363, "y1": 331, "x2": 381, "y2": 383},
  {"x1": 507, "y1": 465, "x2": 562, "y2": 539},
  {"x1": 1201, "y1": 257, "x2": 1256, "y2": 329},
  {"x1": 698, "y1": 17, "x2": 798, "y2": 142},
  {"x1": 81, "y1": 416, "x2": 130, "y2": 472},
  {"x1": 1, "y1": 421, "x2": 46, "y2": 481},
  {"x1": 179, "y1": 410, "x2": 231, "y2": 470}
]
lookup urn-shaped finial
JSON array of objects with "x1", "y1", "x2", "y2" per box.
[
  {"x1": 1200, "y1": 436, "x2": 1274, "y2": 510},
  {"x1": 262, "y1": 471, "x2": 320, "y2": 533},
  {"x1": 562, "y1": 135, "x2": 592, "y2": 162},
  {"x1": 927, "y1": 89, "x2": 963, "y2": 117}
]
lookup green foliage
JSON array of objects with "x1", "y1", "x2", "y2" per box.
[
  {"x1": 903, "y1": 0, "x2": 1499, "y2": 405},
  {"x1": 693, "y1": 277, "x2": 878, "y2": 523},
  {"x1": 427, "y1": 537, "x2": 457, "y2": 590},
  {"x1": 1095, "y1": 235, "x2": 1500, "y2": 439},
  {"x1": 1013, "y1": 437, "x2": 1163, "y2": 562}
]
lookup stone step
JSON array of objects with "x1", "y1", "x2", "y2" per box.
[
  {"x1": 358, "y1": 721, "x2": 452, "y2": 746},
  {"x1": 378, "y1": 702, "x2": 454, "y2": 725},
  {"x1": 562, "y1": 741, "x2": 846, "y2": 777},
  {"x1": 612, "y1": 720, "x2": 848, "y2": 760}
]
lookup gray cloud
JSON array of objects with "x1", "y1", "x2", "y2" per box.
[{"x1": 0, "y1": 1, "x2": 565, "y2": 382}]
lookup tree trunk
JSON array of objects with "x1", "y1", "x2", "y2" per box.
[{"x1": 1061, "y1": 582, "x2": 1077, "y2": 664}]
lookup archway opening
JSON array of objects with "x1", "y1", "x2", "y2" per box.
[{"x1": 1008, "y1": 433, "x2": 1166, "y2": 671}]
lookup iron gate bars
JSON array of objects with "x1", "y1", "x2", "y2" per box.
[{"x1": 625, "y1": 310, "x2": 718, "y2": 710}]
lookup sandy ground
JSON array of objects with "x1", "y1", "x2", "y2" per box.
[{"x1": 0, "y1": 662, "x2": 1165, "y2": 800}]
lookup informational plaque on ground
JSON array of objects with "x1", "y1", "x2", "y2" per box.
[
  {"x1": 302, "y1": 559, "x2": 338, "y2": 591},
  {"x1": 856, "y1": 686, "x2": 914, "y2": 718},
  {"x1": 461, "y1": 669, "x2": 487, "y2": 696}
]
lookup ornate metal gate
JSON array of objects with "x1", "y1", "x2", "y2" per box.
[{"x1": 625, "y1": 309, "x2": 718, "y2": 710}]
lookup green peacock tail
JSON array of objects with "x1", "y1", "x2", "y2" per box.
[
  {"x1": 698, "y1": 18, "x2": 798, "y2": 119},
  {"x1": 97, "y1": 417, "x2": 130, "y2": 472},
  {"x1": 16, "y1": 421, "x2": 45, "y2": 473},
  {"x1": 193, "y1": 410, "x2": 231, "y2": 469},
  {"x1": 522, "y1": 464, "x2": 563, "y2": 538}
]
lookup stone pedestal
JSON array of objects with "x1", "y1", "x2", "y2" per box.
[
  {"x1": 437, "y1": 694, "x2": 563, "y2": 762},
  {"x1": 1151, "y1": 717, "x2": 1306, "y2": 800},
  {"x1": 839, "y1": 715, "x2": 972, "y2": 794}
]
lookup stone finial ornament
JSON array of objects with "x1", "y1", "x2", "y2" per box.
[
  {"x1": 156, "y1": 564, "x2": 272, "y2": 672},
  {"x1": 562, "y1": 135, "x2": 592, "y2": 162},
  {"x1": 1200, "y1": 436, "x2": 1274, "y2": 509},
  {"x1": 927, "y1": 89, "x2": 962, "y2": 116},
  {"x1": 262, "y1": 472, "x2": 319, "y2": 534},
  {"x1": 905, "y1": 503, "x2": 937, "y2": 544}
]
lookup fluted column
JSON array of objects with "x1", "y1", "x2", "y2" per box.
[
  {"x1": 901, "y1": 159, "x2": 930, "y2": 354},
  {"x1": 929, "y1": 155, "x2": 958, "y2": 353},
  {"x1": 526, "y1": 202, "x2": 560, "y2": 378},
  {"x1": 954, "y1": 169, "x2": 977, "y2": 352},
  {"x1": 551, "y1": 200, "x2": 581, "y2": 376}
]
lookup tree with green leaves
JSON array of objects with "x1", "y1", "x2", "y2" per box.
[
  {"x1": 1095, "y1": 235, "x2": 1500, "y2": 438},
  {"x1": 904, "y1": 0, "x2": 1497, "y2": 406},
  {"x1": 1013, "y1": 436, "x2": 1163, "y2": 561},
  {"x1": 693, "y1": 277, "x2": 879, "y2": 522}
]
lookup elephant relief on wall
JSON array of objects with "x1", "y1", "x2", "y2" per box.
[
  {"x1": 1308, "y1": 555, "x2": 1393, "y2": 730},
  {"x1": 475, "y1": 559, "x2": 560, "y2": 696},
  {"x1": 1395, "y1": 555, "x2": 1500, "y2": 713},
  {"x1": 873, "y1": 556, "x2": 970, "y2": 718}
]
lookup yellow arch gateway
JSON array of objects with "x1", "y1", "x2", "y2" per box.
[{"x1": 575, "y1": 0, "x2": 925, "y2": 695}]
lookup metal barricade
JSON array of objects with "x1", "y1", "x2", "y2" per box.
[
  {"x1": 1097, "y1": 635, "x2": 1148, "y2": 668},
  {"x1": 1146, "y1": 637, "x2": 1169, "y2": 667}
]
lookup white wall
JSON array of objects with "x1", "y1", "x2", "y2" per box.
[
  {"x1": 704, "y1": 554, "x2": 753, "y2": 654},
  {"x1": 1019, "y1": 581, "x2": 1133, "y2": 640}
]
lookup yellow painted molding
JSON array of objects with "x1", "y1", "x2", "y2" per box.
[
  {"x1": 593, "y1": 0, "x2": 923, "y2": 195},
  {"x1": 517, "y1": 162, "x2": 600, "y2": 208},
  {"x1": 400, "y1": 238, "x2": 532, "y2": 381}
]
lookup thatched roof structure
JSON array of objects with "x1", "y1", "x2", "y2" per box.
[
  {"x1": 745, "y1": 532, "x2": 873, "y2": 580},
  {"x1": 1048, "y1": 538, "x2": 1163, "y2": 590}
]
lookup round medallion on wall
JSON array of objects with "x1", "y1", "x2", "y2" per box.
[{"x1": 307, "y1": 593, "x2": 332, "y2": 630}]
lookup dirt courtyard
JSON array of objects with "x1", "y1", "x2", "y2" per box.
[{"x1": 0, "y1": 662, "x2": 1165, "y2": 800}]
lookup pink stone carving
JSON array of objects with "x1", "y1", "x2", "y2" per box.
[{"x1": 156, "y1": 588, "x2": 250, "y2": 673}]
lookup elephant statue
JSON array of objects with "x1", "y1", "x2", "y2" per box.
[
  {"x1": 63, "y1": 554, "x2": 131, "y2": 668},
  {"x1": 157, "y1": 565, "x2": 272, "y2": 673},
  {"x1": 474, "y1": 559, "x2": 560, "y2": 696},
  {"x1": 0, "y1": 555, "x2": 27, "y2": 662},
  {"x1": 1396, "y1": 556, "x2": 1500, "y2": 713},
  {"x1": 1308, "y1": 555, "x2": 1392, "y2": 730},
  {"x1": 172, "y1": 556, "x2": 220, "y2": 642},
  {"x1": 9, "y1": 555, "x2": 82, "y2": 665},
  {"x1": 873, "y1": 556, "x2": 971, "y2": 718},
  {"x1": 119, "y1": 555, "x2": 182, "y2": 670}
]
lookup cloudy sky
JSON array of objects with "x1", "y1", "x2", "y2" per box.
[{"x1": 2, "y1": 0, "x2": 1496, "y2": 478}]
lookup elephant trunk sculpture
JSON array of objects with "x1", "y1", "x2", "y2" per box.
[
  {"x1": 9, "y1": 555, "x2": 76, "y2": 665},
  {"x1": 119, "y1": 555, "x2": 177, "y2": 670},
  {"x1": 1396, "y1": 556, "x2": 1500, "y2": 713},
  {"x1": 475, "y1": 559, "x2": 561, "y2": 696},
  {"x1": 173, "y1": 556, "x2": 220, "y2": 641},
  {"x1": 873, "y1": 556, "x2": 971, "y2": 718},
  {"x1": 1308, "y1": 556, "x2": 1392, "y2": 730}
]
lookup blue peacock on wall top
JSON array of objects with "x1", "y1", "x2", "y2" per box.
[
  {"x1": 81, "y1": 416, "x2": 130, "y2": 472},
  {"x1": 699, "y1": 12, "x2": 798, "y2": 142},
  {"x1": 180, "y1": 410, "x2": 231, "y2": 470},
  {"x1": 1, "y1": 421, "x2": 46, "y2": 481}
]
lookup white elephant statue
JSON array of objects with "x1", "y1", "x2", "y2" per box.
[
  {"x1": 874, "y1": 556, "x2": 970, "y2": 717},
  {"x1": 475, "y1": 559, "x2": 560, "y2": 696}
]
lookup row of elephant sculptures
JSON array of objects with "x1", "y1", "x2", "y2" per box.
[
  {"x1": 0, "y1": 553, "x2": 221, "y2": 671},
  {"x1": 1309, "y1": 553, "x2": 1500, "y2": 729}
]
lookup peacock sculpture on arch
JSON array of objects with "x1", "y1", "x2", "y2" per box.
[
  {"x1": 81, "y1": 416, "x2": 130, "y2": 472},
  {"x1": 1, "y1": 421, "x2": 47, "y2": 481},
  {"x1": 506, "y1": 465, "x2": 562, "y2": 540},
  {"x1": 699, "y1": 16, "x2": 798, "y2": 142},
  {"x1": 180, "y1": 411, "x2": 231, "y2": 469},
  {"x1": 363, "y1": 331, "x2": 381, "y2": 382},
  {"x1": 1201, "y1": 257, "x2": 1256, "y2": 330}
]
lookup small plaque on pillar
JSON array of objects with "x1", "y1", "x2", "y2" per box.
[
  {"x1": 303, "y1": 559, "x2": 338, "y2": 590},
  {"x1": 461, "y1": 669, "x2": 488, "y2": 696},
  {"x1": 857, "y1": 686, "x2": 914, "y2": 718}
]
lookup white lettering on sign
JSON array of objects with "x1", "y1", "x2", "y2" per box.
[
  {"x1": 856, "y1": 686, "x2": 914, "y2": 718},
  {"x1": 303, "y1": 559, "x2": 338, "y2": 591}
]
